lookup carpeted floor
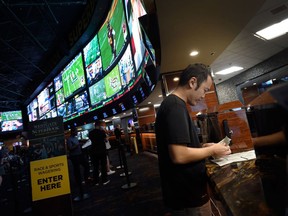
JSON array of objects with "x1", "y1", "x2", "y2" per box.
[
  {"x1": 72, "y1": 148, "x2": 170, "y2": 216},
  {"x1": 0, "y1": 148, "x2": 170, "y2": 216}
]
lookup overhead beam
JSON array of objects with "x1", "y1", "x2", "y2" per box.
[
  {"x1": 0, "y1": 86, "x2": 24, "y2": 96},
  {"x1": 1, "y1": 0, "x2": 47, "y2": 52},
  {"x1": 0, "y1": 93, "x2": 21, "y2": 100},
  {"x1": 0, "y1": 100, "x2": 20, "y2": 102},
  {"x1": 7, "y1": 1, "x2": 87, "y2": 7},
  {"x1": 43, "y1": 0, "x2": 59, "y2": 24},
  {"x1": 0, "y1": 60, "x2": 34, "y2": 81},
  {"x1": 0, "y1": 38, "x2": 46, "y2": 74},
  {"x1": 0, "y1": 74, "x2": 18, "y2": 85}
]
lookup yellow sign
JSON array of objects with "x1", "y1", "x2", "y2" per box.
[{"x1": 30, "y1": 155, "x2": 70, "y2": 201}]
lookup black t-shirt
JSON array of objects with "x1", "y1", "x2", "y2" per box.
[
  {"x1": 114, "y1": 128, "x2": 122, "y2": 140},
  {"x1": 88, "y1": 128, "x2": 107, "y2": 155},
  {"x1": 155, "y1": 94, "x2": 209, "y2": 209}
]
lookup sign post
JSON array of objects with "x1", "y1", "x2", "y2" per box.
[{"x1": 28, "y1": 117, "x2": 73, "y2": 216}]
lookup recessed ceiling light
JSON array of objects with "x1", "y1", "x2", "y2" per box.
[
  {"x1": 215, "y1": 66, "x2": 243, "y2": 75},
  {"x1": 139, "y1": 107, "x2": 149, "y2": 112},
  {"x1": 190, "y1": 50, "x2": 199, "y2": 56},
  {"x1": 173, "y1": 77, "x2": 179, "y2": 82},
  {"x1": 148, "y1": 101, "x2": 151, "y2": 104},
  {"x1": 158, "y1": 94, "x2": 162, "y2": 97},
  {"x1": 254, "y1": 18, "x2": 288, "y2": 40}
]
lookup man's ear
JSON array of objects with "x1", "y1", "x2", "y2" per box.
[{"x1": 189, "y1": 77, "x2": 197, "y2": 89}]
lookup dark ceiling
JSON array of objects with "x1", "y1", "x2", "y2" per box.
[
  {"x1": 0, "y1": 0, "x2": 111, "y2": 112},
  {"x1": 1, "y1": 0, "x2": 288, "y2": 113}
]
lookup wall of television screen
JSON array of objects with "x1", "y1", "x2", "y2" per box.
[{"x1": 26, "y1": 0, "x2": 157, "y2": 126}]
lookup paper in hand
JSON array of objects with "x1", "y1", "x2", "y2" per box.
[{"x1": 219, "y1": 136, "x2": 231, "y2": 146}]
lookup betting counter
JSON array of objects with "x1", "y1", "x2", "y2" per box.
[{"x1": 206, "y1": 154, "x2": 286, "y2": 216}]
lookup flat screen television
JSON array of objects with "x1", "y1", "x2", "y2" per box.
[
  {"x1": 37, "y1": 82, "x2": 55, "y2": 118},
  {"x1": 54, "y1": 73, "x2": 63, "y2": 92},
  {"x1": 83, "y1": 34, "x2": 103, "y2": 85},
  {"x1": 27, "y1": 98, "x2": 39, "y2": 122},
  {"x1": 57, "y1": 103, "x2": 67, "y2": 118},
  {"x1": 62, "y1": 52, "x2": 86, "y2": 99},
  {"x1": 104, "y1": 65, "x2": 122, "y2": 98},
  {"x1": 0, "y1": 110, "x2": 23, "y2": 133},
  {"x1": 26, "y1": 0, "x2": 159, "y2": 127},
  {"x1": 118, "y1": 44, "x2": 135, "y2": 87},
  {"x1": 74, "y1": 90, "x2": 90, "y2": 114},
  {"x1": 78, "y1": 129, "x2": 89, "y2": 140},
  {"x1": 124, "y1": 0, "x2": 146, "y2": 71},
  {"x1": 55, "y1": 88, "x2": 65, "y2": 107},
  {"x1": 97, "y1": 0, "x2": 127, "y2": 72},
  {"x1": 89, "y1": 79, "x2": 107, "y2": 106}
]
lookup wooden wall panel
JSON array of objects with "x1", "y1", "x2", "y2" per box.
[
  {"x1": 137, "y1": 105, "x2": 156, "y2": 128},
  {"x1": 241, "y1": 85, "x2": 259, "y2": 105},
  {"x1": 217, "y1": 110, "x2": 253, "y2": 152}
]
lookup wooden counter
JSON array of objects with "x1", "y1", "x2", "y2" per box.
[
  {"x1": 140, "y1": 132, "x2": 157, "y2": 153},
  {"x1": 206, "y1": 156, "x2": 286, "y2": 216}
]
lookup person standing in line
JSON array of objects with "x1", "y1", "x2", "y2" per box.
[
  {"x1": 89, "y1": 120, "x2": 110, "y2": 186},
  {"x1": 99, "y1": 122, "x2": 115, "y2": 175},
  {"x1": 126, "y1": 122, "x2": 134, "y2": 154},
  {"x1": 67, "y1": 127, "x2": 90, "y2": 201},
  {"x1": 155, "y1": 63, "x2": 231, "y2": 216},
  {"x1": 114, "y1": 124, "x2": 124, "y2": 168}
]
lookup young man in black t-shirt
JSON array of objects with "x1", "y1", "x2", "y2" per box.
[
  {"x1": 155, "y1": 63, "x2": 231, "y2": 215},
  {"x1": 88, "y1": 120, "x2": 110, "y2": 186}
]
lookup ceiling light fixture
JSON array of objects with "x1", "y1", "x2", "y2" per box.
[
  {"x1": 173, "y1": 77, "x2": 179, "y2": 82},
  {"x1": 139, "y1": 107, "x2": 149, "y2": 112},
  {"x1": 215, "y1": 66, "x2": 243, "y2": 75},
  {"x1": 254, "y1": 18, "x2": 288, "y2": 40},
  {"x1": 190, "y1": 50, "x2": 199, "y2": 56}
]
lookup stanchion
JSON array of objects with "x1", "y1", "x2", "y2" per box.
[
  {"x1": 116, "y1": 141, "x2": 124, "y2": 169},
  {"x1": 119, "y1": 144, "x2": 137, "y2": 189}
]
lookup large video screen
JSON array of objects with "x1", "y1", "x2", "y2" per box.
[
  {"x1": 98, "y1": 0, "x2": 128, "y2": 71},
  {"x1": 124, "y1": 0, "x2": 146, "y2": 71},
  {"x1": 89, "y1": 79, "x2": 106, "y2": 106},
  {"x1": 118, "y1": 44, "x2": 135, "y2": 87},
  {"x1": 55, "y1": 88, "x2": 65, "y2": 107},
  {"x1": 62, "y1": 53, "x2": 86, "y2": 99},
  {"x1": 26, "y1": 0, "x2": 158, "y2": 125},
  {"x1": 0, "y1": 110, "x2": 23, "y2": 132},
  {"x1": 83, "y1": 34, "x2": 103, "y2": 85},
  {"x1": 37, "y1": 82, "x2": 55, "y2": 118},
  {"x1": 104, "y1": 65, "x2": 122, "y2": 98},
  {"x1": 27, "y1": 98, "x2": 39, "y2": 122}
]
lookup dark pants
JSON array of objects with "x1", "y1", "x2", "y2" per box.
[
  {"x1": 70, "y1": 154, "x2": 90, "y2": 196},
  {"x1": 116, "y1": 139, "x2": 123, "y2": 167},
  {"x1": 90, "y1": 153, "x2": 108, "y2": 184}
]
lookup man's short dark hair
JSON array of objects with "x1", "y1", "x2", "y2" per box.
[{"x1": 178, "y1": 63, "x2": 212, "y2": 90}]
